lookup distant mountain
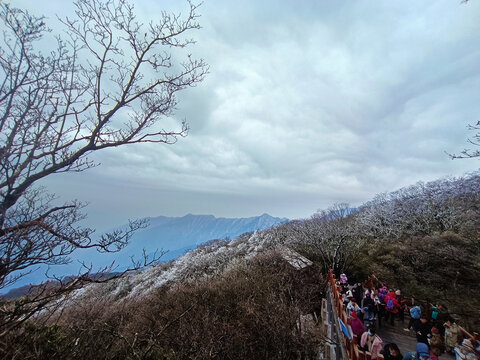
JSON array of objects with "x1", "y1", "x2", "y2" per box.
[
  {"x1": 0, "y1": 272, "x2": 121, "y2": 300},
  {"x1": 87, "y1": 213, "x2": 289, "y2": 269},
  {"x1": 141, "y1": 213, "x2": 288, "y2": 249},
  {"x1": 0, "y1": 213, "x2": 288, "y2": 297},
  {"x1": 1, "y1": 285, "x2": 32, "y2": 300},
  {"x1": 131, "y1": 213, "x2": 287, "y2": 254}
]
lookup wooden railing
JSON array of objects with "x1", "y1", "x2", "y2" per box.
[{"x1": 326, "y1": 269, "x2": 384, "y2": 360}]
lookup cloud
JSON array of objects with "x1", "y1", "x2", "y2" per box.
[{"x1": 21, "y1": 0, "x2": 480, "y2": 225}]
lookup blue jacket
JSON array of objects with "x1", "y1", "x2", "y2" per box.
[{"x1": 402, "y1": 343, "x2": 431, "y2": 360}]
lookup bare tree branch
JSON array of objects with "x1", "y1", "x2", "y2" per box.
[{"x1": 0, "y1": 0, "x2": 207, "y2": 336}]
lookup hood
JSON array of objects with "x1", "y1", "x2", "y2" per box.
[{"x1": 416, "y1": 342, "x2": 430, "y2": 356}]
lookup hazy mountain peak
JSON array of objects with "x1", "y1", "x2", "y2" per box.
[{"x1": 101, "y1": 213, "x2": 289, "y2": 269}]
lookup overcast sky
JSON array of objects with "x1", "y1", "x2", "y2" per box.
[{"x1": 16, "y1": 0, "x2": 480, "y2": 231}]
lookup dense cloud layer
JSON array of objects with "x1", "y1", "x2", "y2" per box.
[{"x1": 18, "y1": 0, "x2": 480, "y2": 229}]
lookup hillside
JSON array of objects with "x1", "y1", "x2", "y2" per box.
[
  {"x1": 0, "y1": 213, "x2": 288, "y2": 297},
  {"x1": 2, "y1": 173, "x2": 479, "y2": 359}
]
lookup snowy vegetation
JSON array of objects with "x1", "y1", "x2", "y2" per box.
[
  {"x1": 65, "y1": 230, "x2": 283, "y2": 304},
  {"x1": 2, "y1": 172, "x2": 479, "y2": 358}
]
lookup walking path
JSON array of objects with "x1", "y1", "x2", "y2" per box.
[
  {"x1": 325, "y1": 270, "x2": 464, "y2": 360},
  {"x1": 376, "y1": 322, "x2": 454, "y2": 360}
]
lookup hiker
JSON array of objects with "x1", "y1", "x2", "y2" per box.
[
  {"x1": 373, "y1": 291, "x2": 381, "y2": 325},
  {"x1": 396, "y1": 290, "x2": 407, "y2": 323},
  {"x1": 350, "y1": 311, "x2": 365, "y2": 338},
  {"x1": 333, "y1": 263, "x2": 341, "y2": 278},
  {"x1": 384, "y1": 291, "x2": 399, "y2": 325},
  {"x1": 444, "y1": 319, "x2": 459, "y2": 354},
  {"x1": 415, "y1": 317, "x2": 432, "y2": 345},
  {"x1": 347, "y1": 297, "x2": 361, "y2": 317},
  {"x1": 378, "y1": 286, "x2": 388, "y2": 304},
  {"x1": 378, "y1": 286, "x2": 388, "y2": 328},
  {"x1": 382, "y1": 343, "x2": 403, "y2": 360},
  {"x1": 364, "y1": 276, "x2": 375, "y2": 292},
  {"x1": 406, "y1": 304, "x2": 422, "y2": 332},
  {"x1": 424, "y1": 300, "x2": 433, "y2": 322},
  {"x1": 353, "y1": 282, "x2": 364, "y2": 304},
  {"x1": 343, "y1": 290, "x2": 353, "y2": 305},
  {"x1": 431, "y1": 304, "x2": 439, "y2": 321},
  {"x1": 454, "y1": 338, "x2": 477, "y2": 360},
  {"x1": 429, "y1": 326, "x2": 444, "y2": 353},
  {"x1": 360, "y1": 327, "x2": 383, "y2": 359},
  {"x1": 351, "y1": 287, "x2": 359, "y2": 304},
  {"x1": 403, "y1": 342, "x2": 432, "y2": 360},
  {"x1": 433, "y1": 305, "x2": 447, "y2": 338},
  {"x1": 363, "y1": 292, "x2": 376, "y2": 324}
]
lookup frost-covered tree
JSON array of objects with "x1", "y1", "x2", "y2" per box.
[
  {"x1": 289, "y1": 203, "x2": 362, "y2": 272},
  {"x1": 357, "y1": 173, "x2": 480, "y2": 238},
  {"x1": 288, "y1": 174, "x2": 480, "y2": 273}
]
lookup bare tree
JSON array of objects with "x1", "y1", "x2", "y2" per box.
[
  {"x1": 0, "y1": 0, "x2": 207, "y2": 335},
  {"x1": 289, "y1": 203, "x2": 362, "y2": 272},
  {"x1": 450, "y1": 120, "x2": 480, "y2": 159}
]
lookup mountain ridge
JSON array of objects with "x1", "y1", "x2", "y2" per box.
[
  {"x1": 1, "y1": 213, "x2": 289, "y2": 297},
  {"x1": 130, "y1": 213, "x2": 289, "y2": 251}
]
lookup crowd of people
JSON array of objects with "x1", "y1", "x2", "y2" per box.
[{"x1": 336, "y1": 273, "x2": 480, "y2": 360}]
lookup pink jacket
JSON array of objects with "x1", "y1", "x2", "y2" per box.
[{"x1": 360, "y1": 332, "x2": 383, "y2": 359}]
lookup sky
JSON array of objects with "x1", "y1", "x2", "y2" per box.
[{"x1": 15, "y1": 0, "x2": 480, "y2": 232}]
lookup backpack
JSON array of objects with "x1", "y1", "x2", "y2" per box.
[
  {"x1": 386, "y1": 298, "x2": 395, "y2": 310},
  {"x1": 410, "y1": 306, "x2": 421, "y2": 319}
]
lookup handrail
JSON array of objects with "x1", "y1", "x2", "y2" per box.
[{"x1": 326, "y1": 268, "x2": 384, "y2": 360}]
